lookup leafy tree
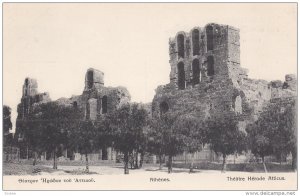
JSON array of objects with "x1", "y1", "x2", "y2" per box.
[
  {"x1": 30, "y1": 102, "x2": 82, "y2": 169},
  {"x1": 106, "y1": 104, "x2": 132, "y2": 174},
  {"x1": 148, "y1": 117, "x2": 165, "y2": 170},
  {"x1": 16, "y1": 112, "x2": 44, "y2": 165},
  {"x1": 246, "y1": 123, "x2": 273, "y2": 172},
  {"x1": 206, "y1": 115, "x2": 247, "y2": 172},
  {"x1": 69, "y1": 120, "x2": 96, "y2": 173},
  {"x1": 3, "y1": 105, "x2": 13, "y2": 147},
  {"x1": 130, "y1": 103, "x2": 148, "y2": 169},
  {"x1": 173, "y1": 114, "x2": 204, "y2": 173},
  {"x1": 149, "y1": 112, "x2": 203, "y2": 173},
  {"x1": 106, "y1": 103, "x2": 148, "y2": 174},
  {"x1": 153, "y1": 112, "x2": 197, "y2": 173},
  {"x1": 247, "y1": 99, "x2": 297, "y2": 170}
]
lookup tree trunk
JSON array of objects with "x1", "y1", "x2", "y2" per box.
[
  {"x1": 139, "y1": 151, "x2": 144, "y2": 168},
  {"x1": 159, "y1": 154, "x2": 163, "y2": 170},
  {"x1": 222, "y1": 154, "x2": 227, "y2": 172},
  {"x1": 10, "y1": 145, "x2": 13, "y2": 161},
  {"x1": 53, "y1": 148, "x2": 57, "y2": 170},
  {"x1": 85, "y1": 152, "x2": 89, "y2": 173},
  {"x1": 33, "y1": 151, "x2": 37, "y2": 166},
  {"x1": 189, "y1": 152, "x2": 195, "y2": 173},
  {"x1": 124, "y1": 151, "x2": 129, "y2": 174},
  {"x1": 262, "y1": 156, "x2": 268, "y2": 173},
  {"x1": 292, "y1": 150, "x2": 297, "y2": 171},
  {"x1": 168, "y1": 155, "x2": 172, "y2": 173},
  {"x1": 134, "y1": 151, "x2": 138, "y2": 169},
  {"x1": 26, "y1": 145, "x2": 29, "y2": 160}
]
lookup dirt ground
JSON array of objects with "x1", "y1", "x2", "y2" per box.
[
  {"x1": 3, "y1": 161, "x2": 295, "y2": 176},
  {"x1": 3, "y1": 162, "x2": 228, "y2": 176}
]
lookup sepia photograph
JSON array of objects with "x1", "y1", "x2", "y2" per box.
[{"x1": 2, "y1": 2, "x2": 297, "y2": 191}]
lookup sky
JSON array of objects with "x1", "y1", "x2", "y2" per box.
[{"x1": 3, "y1": 3, "x2": 297, "y2": 132}]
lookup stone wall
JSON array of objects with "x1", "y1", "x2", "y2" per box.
[
  {"x1": 153, "y1": 23, "x2": 297, "y2": 162},
  {"x1": 15, "y1": 68, "x2": 131, "y2": 161}
]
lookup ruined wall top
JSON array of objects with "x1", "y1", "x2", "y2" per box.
[
  {"x1": 22, "y1": 78, "x2": 38, "y2": 97},
  {"x1": 84, "y1": 68, "x2": 104, "y2": 91},
  {"x1": 168, "y1": 23, "x2": 241, "y2": 90}
]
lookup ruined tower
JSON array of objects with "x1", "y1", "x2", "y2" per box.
[
  {"x1": 79, "y1": 68, "x2": 130, "y2": 121},
  {"x1": 18, "y1": 78, "x2": 50, "y2": 119},
  {"x1": 169, "y1": 23, "x2": 245, "y2": 90}
]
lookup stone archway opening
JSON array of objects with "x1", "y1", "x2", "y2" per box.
[
  {"x1": 87, "y1": 70, "x2": 94, "y2": 89},
  {"x1": 102, "y1": 96, "x2": 107, "y2": 114},
  {"x1": 206, "y1": 25, "x2": 213, "y2": 51},
  {"x1": 192, "y1": 29, "x2": 200, "y2": 55},
  {"x1": 207, "y1": 56, "x2": 214, "y2": 76},
  {"x1": 177, "y1": 62, "x2": 185, "y2": 90},
  {"x1": 160, "y1": 101, "x2": 169, "y2": 115},
  {"x1": 177, "y1": 34, "x2": 185, "y2": 58},
  {"x1": 192, "y1": 59, "x2": 201, "y2": 85}
]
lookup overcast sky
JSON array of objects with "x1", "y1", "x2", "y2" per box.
[{"x1": 3, "y1": 3, "x2": 297, "y2": 132}]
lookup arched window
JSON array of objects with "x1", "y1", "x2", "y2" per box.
[
  {"x1": 97, "y1": 98, "x2": 101, "y2": 115},
  {"x1": 177, "y1": 34, "x2": 185, "y2": 58},
  {"x1": 159, "y1": 101, "x2": 169, "y2": 115},
  {"x1": 234, "y1": 96, "x2": 242, "y2": 114},
  {"x1": 25, "y1": 78, "x2": 29, "y2": 96},
  {"x1": 177, "y1": 62, "x2": 185, "y2": 90},
  {"x1": 206, "y1": 25, "x2": 213, "y2": 51},
  {"x1": 192, "y1": 59, "x2": 200, "y2": 85},
  {"x1": 73, "y1": 101, "x2": 78, "y2": 108},
  {"x1": 192, "y1": 29, "x2": 200, "y2": 55},
  {"x1": 207, "y1": 56, "x2": 214, "y2": 76},
  {"x1": 87, "y1": 71, "x2": 94, "y2": 89},
  {"x1": 102, "y1": 96, "x2": 107, "y2": 114}
]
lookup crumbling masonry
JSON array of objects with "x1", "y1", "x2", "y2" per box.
[
  {"x1": 151, "y1": 23, "x2": 296, "y2": 162},
  {"x1": 16, "y1": 68, "x2": 131, "y2": 161},
  {"x1": 15, "y1": 22, "x2": 296, "y2": 163}
]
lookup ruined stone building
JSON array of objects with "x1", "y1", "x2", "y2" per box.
[
  {"x1": 151, "y1": 23, "x2": 296, "y2": 162},
  {"x1": 14, "y1": 22, "x2": 296, "y2": 163},
  {"x1": 15, "y1": 68, "x2": 131, "y2": 160}
]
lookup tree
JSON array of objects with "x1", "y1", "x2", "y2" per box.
[
  {"x1": 69, "y1": 120, "x2": 96, "y2": 173},
  {"x1": 247, "y1": 99, "x2": 297, "y2": 171},
  {"x1": 106, "y1": 103, "x2": 148, "y2": 174},
  {"x1": 153, "y1": 112, "x2": 197, "y2": 173},
  {"x1": 31, "y1": 102, "x2": 82, "y2": 169},
  {"x1": 130, "y1": 103, "x2": 148, "y2": 169},
  {"x1": 206, "y1": 115, "x2": 247, "y2": 172},
  {"x1": 16, "y1": 110, "x2": 44, "y2": 165},
  {"x1": 3, "y1": 105, "x2": 13, "y2": 147},
  {"x1": 148, "y1": 117, "x2": 165, "y2": 170},
  {"x1": 173, "y1": 114, "x2": 204, "y2": 173},
  {"x1": 246, "y1": 123, "x2": 273, "y2": 173}
]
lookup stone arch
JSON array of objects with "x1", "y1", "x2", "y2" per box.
[
  {"x1": 87, "y1": 70, "x2": 94, "y2": 89},
  {"x1": 192, "y1": 29, "x2": 200, "y2": 55},
  {"x1": 159, "y1": 101, "x2": 169, "y2": 115},
  {"x1": 102, "y1": 95, "x2": 107, "y2": 114},
  {"x1": 24, "y1": 78, "x2": 29, "y2": 96},
  {"x1": 97, "y1": 98, "x2": 101, "y2": 115},
  {"x1": 234, "y1": 95, "x2": 242, "y2": 114},
  {"x1": 73, "y1": 101, "x2": 78, "y2": 108},
  {"x1": 207, "y1": 56, "x2": 214, "y2": 76},
  {"x1": 177, "y1": 62, "x2": 185, "y2": 90},
  {"x1": 177, "y1": 34, "x2": 185, "y2": 58},
  {"x1": 192, "y1": 59, "x2": 201, "y2": 85},
  {"x1": 206, "y1": 25, "x2": 214, "y2": 51}
]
